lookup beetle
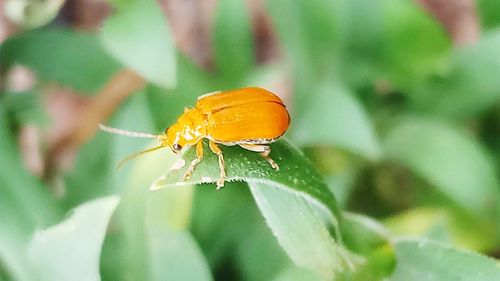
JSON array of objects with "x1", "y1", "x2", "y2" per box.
[{"x1": 100, "y1": 87, "x2": 290, "y2": 189}]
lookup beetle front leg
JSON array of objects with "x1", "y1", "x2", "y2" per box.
[
  {"x1": 183, "y1": 141, "x2": 203, "y2": 181},
  {"x1": 209, "y1": 140, "x2": 226, "y2": 190},
  {"x1": 239, "y1": 143, "x2": 279, "y2": 171}
]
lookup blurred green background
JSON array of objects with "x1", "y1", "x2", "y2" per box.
[{"x1": 0, "y1": 0, "x2": 499, "y2": 280}]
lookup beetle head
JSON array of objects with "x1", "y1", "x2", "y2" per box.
[{"x1": 163, "y1": 124, "x2": 188, "y2": 154}]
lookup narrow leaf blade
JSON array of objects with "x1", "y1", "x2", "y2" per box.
[
  {"x1": 389, "y1": 239, "x2": 500, "y2": 281},
  {"x1": 249, "y1": 183, "x2": 342, "y2": 280},
  {"x1": 28, "y1": 196, "x2": 120, "y2": 281},
  {"x1": 384, "y1": 117, "x2": 499, "y2": 216}
]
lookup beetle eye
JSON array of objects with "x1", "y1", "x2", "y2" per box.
[{"x1": 172, "y1": 143, "x2": 182, "y2": 151}]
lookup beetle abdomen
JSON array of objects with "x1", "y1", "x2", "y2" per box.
[{"x1": 207, "y1": 101, "x2": 290, "y2": 143}]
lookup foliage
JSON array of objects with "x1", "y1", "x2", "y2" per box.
[{"x1": 0, "y1": 0, "x2": 499, "y2": 280}]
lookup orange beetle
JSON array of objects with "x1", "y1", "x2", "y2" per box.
[{"x1": 100, "y1": 87, "x2": 290, "y2": 189}]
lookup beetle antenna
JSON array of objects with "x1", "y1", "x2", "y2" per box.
[
  {"x1": 117, "y1": 145, "x2": 167, "y2": 170},
  {"x1": 99, "y1": 124, "x2": 160, "y2": 140}
]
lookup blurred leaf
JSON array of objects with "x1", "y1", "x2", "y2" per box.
[
  {"x1": 378, "y1": 0, "x2": 450, "y2": 88},
  {"x1": 0, "y1": 104, "x2": 60, "y2": 227},
  {"x1": 3, "y1": 90, "x2": 47, "y2": 126},
  {"x1": 101, "y1": 0, "x2": 176, "y2": 89},
  {"x1": 337, "y1": 0, "x2": 384, "y2": 87},
  {"x1": 250, "y1": 183, "x2": 344, "y2": 280},
  {"x1": 214, "y1": 0, "x2": 254, "y2": 83},
  {"x1": 236, "y1": 205, "x2": 291, "y2": 281},
  {"x1": 0, "y1": 28, "x2": 120, "y2": 93},
  {"x1": 412, "y1": 29, "x2": 500, "y2": 119},
  {"x1": 63, "y1": 134, "x2": 113, "y2": 210},
  {"x1": 191, "y1": 182, "x2": 257, "y2": 269},
  {"x1": 337, "y1": 0, "x2": 450, "y2": 89},
  {"x1": 5, "y1": 0, "x2": 66, "y2": 28},
  {"x1": 340, "y1": 213, "x2": 396, "y2": 280},
  {"x1": 0, "y1": 105, "x2": 61, "y2": 281},
  {"x1": 28, "y1": 196, "x2": 120, "y2": 281},
  {"x1": 147, "y1": 228, "x2": 213, "y2": 281},
  {"x1": 154, "y1": 140, "x2": 341, "y2": 228},
  {"x1": 478, "y1": 0, "x2": 500, "y2": 29},
  {"x1": 111, "y1": 93, "x2": 212, "y2": 281},
  {"x1": 384, "y1": 208, "x2": 452, "y2": 243},
  {"x1": 265, "y1": 0, "x2": 340, "y2": 82},
  {"x1": 0, "y1": 234, "x2": 35, "y2": 281},
  {"x1": 293, "y1": 82, "x2": 381, "y2": 160},
  {"x1": 147, "y1": 186, "x2": 212, "y2": 281},
  {"x1": 99, "y1": 233, "x2": 123, "y2": 281},
  {"x1": 389, "y1": 239, "x2": 500, "y2": 281},
  {"x1": 384, "y1": 208, "x2": 497, "y2": 251},
  {"x1": 119, "y1": 148, "x2": 212, "y2": 281},
  {"x1": 146, "y1": 55, "x2": 217, "y2": 131},
  {"x1": 64, "y1": 88, "x2": 145, "y2": 208},
  {"x1": 273, "y1": 266, "x2": 322, "y2": 281},
  {"x1": 384, "y1": 117, "x2": 499, "y2": 216}
]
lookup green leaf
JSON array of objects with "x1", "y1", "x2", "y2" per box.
[
  {"x1": 236, "y1": 203, "x2": 291, "y2": 281},
  {"x1": 146, "y1": 186, "x2": 212, "y2": 281},
  {"x1": 28, "y1": 196, "x2": 119, "y2": 281},
  {"x1": 337, "y1": 0, "x2": 384, "y2": 87},
  {"x1": 249, "y1": 183, "x2": 345, "y2": 280},
  {"x1": 5, "y1": 0, "x2": 66, "y2": 28},
  {"x1": 389, "y1": 239, "x2": 500, "y2": 281},
  {"x1": 378, "y1": 0, "x2": 450, "y2": 88},
  {"x1": 292, "y1": 82, "x2": 381, "y2": 160},
  {"x1": 191, "y1": 182, "x2": 261, "y2": 269},
  {"x1": 147, "y1": 229, "x2": 213, "y2": 281},
  {"x1": 3, "y1": 90, "x2": 47, "y2": 126},
  {"x1": 384, "y1": 117, "x2": 499, "y2": 216},
  {"x1": 273, "y1": 267, "x2": 322, "y2": 281},
  {"x1": 337, "y1": 0, "x2": 450, "y2": 89},
  {"x1": 412, "y1": 29, "x2": 500, "y2": 119},
  {"x1": 153, "y1": 139, "x2": 341, "y2": 227},
  {"x1": 0, "y1": 105, "x2": 61, "y2": 281},
  {"x1": 384, "y1": 207, "x2": 497, "y2": 251},
  {"x1": 101, "y1": 0, "x2": 176, "y2": 89},
  {"x1": 63, "y1": 133, "x2": 113, "y2": 210},
  {"x1": 153, "y1": 139, "x2": 357, "y2": 278},
  {"x1": 111, "y1": 94, "x2": 212, "y2": 281},
  {"x1": 119, "y1": 148, "x2": 213, "y2": 281},
  {"x1": 0, "y1": 28, "x2": 120, "y2": 93},
  {"x1": 213, "y1": 0, "x2": 254, "y2": 83},
  {"x1": 478, "y1": 0, "x2": 500, "y2": 29},
  {"x1": 265, "y1": 0, "x2": 340, "y2": 82},
  {"x1": 340, "y1": 213, "x2": 396, "y2": 280},
  {"x1": 0, "y1": 105, "x2": 60, "y2": 228},
  {"x1": 0, "y1": 234, "x2": 35, "y2": 281}
]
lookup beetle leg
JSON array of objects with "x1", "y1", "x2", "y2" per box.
[
  {"x1": 239, "y1": 143, "x2": 279, "y2": 171},
  {"x1": 183, "y1": 141, "x2": 203, "y2": 181},
  {"x1": 209, "y1": 140, "x2": 226, "y2": 190}
]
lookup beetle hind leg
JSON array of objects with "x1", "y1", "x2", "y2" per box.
[
  {"x1": 239, "y1": 143, "x2": 279, "y2": 171},
  {"x1": 183, "y1": 141, "x2": 203, "y2": 181},
  {"x1": 209, "y1": 141, "x2": 226, "y2": 190}
]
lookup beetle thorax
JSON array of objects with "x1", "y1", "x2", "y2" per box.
[{"x1": 164, "y1": 108, "x2": 207, "y2": 151}]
